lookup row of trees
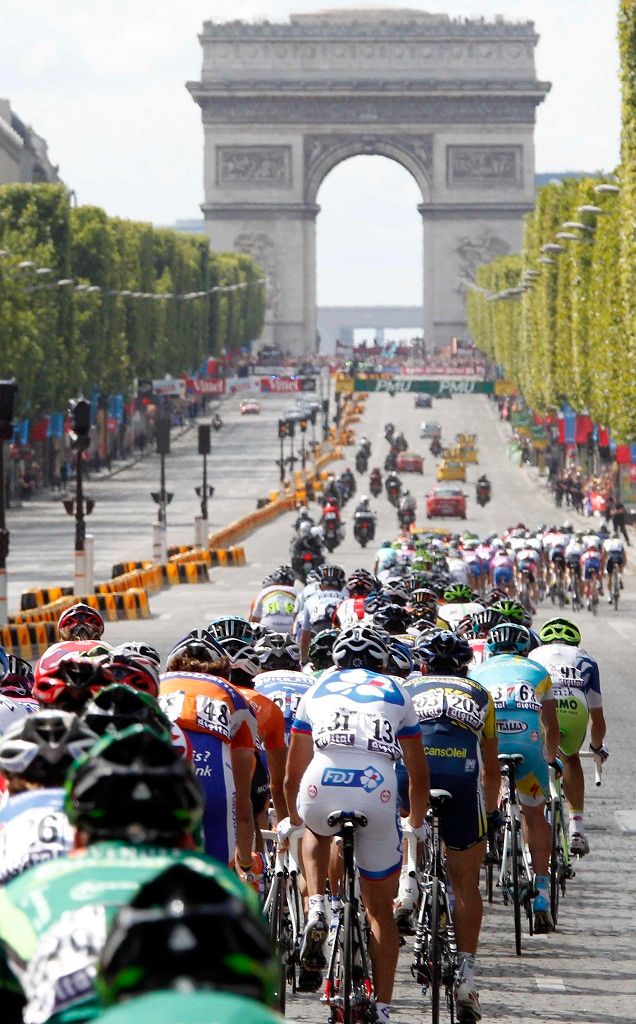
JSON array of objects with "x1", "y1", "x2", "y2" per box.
[
  {"x1": 467, "y1": 0, "x2": 636, "y2": 442},
  {"x1": 0, "y1": 185, "x2": 265, "y2": 416}
]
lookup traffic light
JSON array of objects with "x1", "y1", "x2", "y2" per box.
[
  {"x1": 0, "y1": 379, "x2": 17, "y2": 442},
  {"x1": 156, "y1": 418, "x2": 171, "y2": 455},
  {"x1": 278, "y1": 419, "x2": 288, "y2": 439},
  {"x1": 198, "y1": 424, "x2": 211, "y2": 455},
  {"x1": 285, "y1": 418, "x2": 296, "y2": 438},
  {"x1": 68, "y1": 398, "x2": 91, "y2": 451}
]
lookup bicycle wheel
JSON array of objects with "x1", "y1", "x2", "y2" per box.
[
  {"x1": 611, "y1": 569, "x2": 620, "y2": 611},
  {"x1": 429, "y1": 877, "x2": 441, "y2": 1024},
  {"x1": 267, "y1": 875, "x2": 287, "y2": 1013},
  {"x1": 342, "y1": 899, "x2": 355, "y2": 1024},
  {"x1": 510, "y1": 818, "x2": 522, "y2": 956},
  {"x1": 549, "y1": 803, "x2": 562, "y2": 928}
]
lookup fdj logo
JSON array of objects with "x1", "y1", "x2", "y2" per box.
[{"x1": 321, "y1": 766, "x2": 385, "y2": 792}]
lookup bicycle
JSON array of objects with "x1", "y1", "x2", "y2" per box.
[
  {"x1": 409, "y1": 791, "x2": 457, "y2": 1024},
  {"x1": 568, "y1": 567, "x2": 583, "y2": 612},
  {"x1": 322, "y1": 811, "x2": 374, "y2": 1024},
  {"x1": 549, "y1": 563, "x2": 568, "y2": 608},
  {"x1": 608, "y1": 562, "x2": 621, "y2": 611},
  {"x1": 262, "y1": 827, "x2": 305, "y2": 1013},
  {"x1": 586, "y1": 572, "x2": 600, "y2": 615},
  {"x1": 495, "y1": 753, "x2": 536, "y2": 955},
  {"x1": 545, "y1": 765, "x2": 574, "y2": 929}
]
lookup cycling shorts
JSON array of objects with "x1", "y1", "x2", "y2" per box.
[
  {"x1": 298, "y1": 752, "x2": 402, "y2": 880},
  {"x1": 251, "y1": 749, "x2": 271, "y2": 818},
  {"x1": 566, "y1": 558, "x2": 581, "y2": 577},
  {"x1": 185, "y1": 729, "x2": 235, "y2": 864},
  {"x1": 606, "y1": 556, "x2": 623, "y2": 575},
  {"x1": 496, "y1": 718, "x2": 548, "y2": 807},
  {"x1": 493, "y1": 565, "x2": 513, "y2": 585},
  {"x1": 554, "y1": 688, "x2": 589, "y2": 757},
  {"x1": 551, "y1": 553, "x2": 566, "y2": 569},
  {"x1": 517, "y1": 560, "x2": 536, "y2": 581},
  {"x1": 581, "y1": 557, "x2": 601, "y2": 581}
]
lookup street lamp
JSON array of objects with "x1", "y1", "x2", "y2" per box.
[
  {"x1": 0, "y1": 379, "x2": 17, "y2": 624},
  {"x1": 277, "y1": 419, "x2": 288, "y2": 484},
  {"x1": 63, "y1": 397, "x2": 95, "y2": 596},
  {"x1": 195, "y1": 423, "x2": 214, "y2": 547},
  {"x1": 151, "y1": 415, "x2": 173, "y2": 563}
]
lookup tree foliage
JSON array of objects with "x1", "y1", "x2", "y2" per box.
[{"x1": 0, "y1": 185, "x2": 265, "y2": 416}]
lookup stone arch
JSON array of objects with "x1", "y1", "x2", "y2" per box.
[{"x1": 304, "y1": 134, "x2": 433, "y2": 206}]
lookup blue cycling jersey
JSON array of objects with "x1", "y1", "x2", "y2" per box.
[{"x1": 253, "y1": 670, "x2": 312, "y2": 739}]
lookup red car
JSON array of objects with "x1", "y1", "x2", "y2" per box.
[
  {"x1": 426, "y1": 485, "x2": 467, "y2": 519},
  {"x1": 240, "y1": 400, "x2": 261, "y2": 415},
  {"x1": 396, "y1": 450, "x2": 424, "y2": 474}
]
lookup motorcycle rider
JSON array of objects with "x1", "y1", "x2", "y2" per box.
[
  {"x1": 340, "y1": 467, "x2": 356, "y2": 499},
  {"x1": 294, "y1": 506, "x2": 315, "y2": 533},
  {"x1": 354, "y1": 494, "x2": 372, "y2": 516},
  {"x1": 212, "y1": 412, "x2": 223, "y2": 430},
  {"x1": 476, "y1": 474, "x2": 491, "y2": 499},
  {"x1": 385, "y1": 470, "x2": 402, "y2": 503},
  {"x1": 369, "y1": 467, "x2": 383, "y2": 493},
  {"x1": 399, "y1": 488, "x2": 417, "y2": 525}
]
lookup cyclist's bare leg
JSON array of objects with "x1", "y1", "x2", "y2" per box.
[
  {"x1": 562, "y1": 752, "x2": 585, "y2": 813},
  {"x1": 360, "y1": 870, "x2": 400, "y2": 1003},
  {"x1": 521, "y1": 803, "x2": 550, "y2": 875},
  {"x1": 328, "y1": 836, "x2": 344, "y2": 899},
  {"x1": 302, "y1": 829, "x2": 333, "y2": 896},
  {"x1": 446, "y1": 841, "x2": 485, "y2": 954}
]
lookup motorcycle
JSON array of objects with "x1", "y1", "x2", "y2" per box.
[
  {"x1": 395, "y1": 433, "x2": 408, "y2": 452},
  {"x1": 353, "y1": 512, "x2": 376, "y2": 548},
  {"x1": 322, "y1": 505, "x2": 343, "y2": 552},
  {"x1": 429, "y1": 437, "x2": 442, "y2": 458},
  {"x1": 360, "y1": 437, "x2": 372, "y2": 458},
  {"x1": 384, "y1": 424, "x2": 395, "y2": 443},
  {"x1": 339, "y1": 471, "x2": 356, "y2": 502},
  {"x1": 212, "y1": 414, "x2": 223, "y2": 431},
  {"x1": 386, "y1": 478, "x2": 402, "y2": 507},
  {"x1": 384, "y1": 450, "x2": 397, "y2": 472},
  {"x1": 476, "y1": 480, "x2": 491, "y2": 507},
  {"x1": 355, "y1": 450, "x2": 369, "y2": 475},
  {"x1": 291, "y1": 533, "x2": 323, "y2": 581},
  {"x1": 398, "y1": 506, "x2": 416, "y2": 530},
  {"x1": 369, "y1": 471, "x2": 382, "y2": 498}
]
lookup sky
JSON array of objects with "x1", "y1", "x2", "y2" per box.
[{"x1": 1, "y1": 0, "x2": 622, "y2": 305}]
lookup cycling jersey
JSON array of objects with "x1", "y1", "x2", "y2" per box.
[
  {"x1": 0, "y1": 694, "x2": 38, "y2": 734},
  {"x1": 438, "y1": 601, "x2": 484, "y2": 631},
  {"x1": 253, "y1": 670, "x2": 312, "y2": 740},
  {"x1": 292, "y1": 668, "x2": 421, "y2": 878},
  {"x1": 96, "y1": 991, "x2": 284, "y2": 1024},
  {"x1": 402, "y1": 673, "x2": 495, "y2": 849},
  {"x1": 565, "y1": 542, "x2": 584, "y2": 564},
  {"x1": 491, "y1": 553, "x2": 514, "y2": 585},
  {"x1": 0, "y1": 789, "x2": 73, "y2": 884},
  {"x1": 334, "y1": 596, "x2": 368, "y2": 629},
  {"x1": 530, "y1": 643, "x2": 602, "y2": 709},
  {"x1": 159, "y1": 673, "x2": 256, "y2": 863},
  {"x1": 447, "y1": 558, "x2": 469, "y2": 584},
  {"x1": 471, "y1": 655, "x2": 553, "y2": 806},
  {"x1": 231, "y1": 684, "x2": 287, "y2": 816},
  {"x1": 299, "y1": 588, "x2": 347, "y2": 634},
  {"x1": 603, "y1": 538, "x2": 625, "y2": 560},
  {"x1": 250, "y1": 584, "x2": 297, "y2": 632},
  {"x1": 0, "y1": 841, "x2": 257, "y2": 1024}
]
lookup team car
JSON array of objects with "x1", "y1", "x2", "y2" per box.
[{"x1": 426, "y1": 485, "x2": 467, "y2": 519}]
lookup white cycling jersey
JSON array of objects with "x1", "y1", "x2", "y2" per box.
[
  {"x1": 0, "y1": 789, "x2": 73, "y2": 883},
  {"x1": 0, "y1": 695, "x2": 39, "y2": 735},
  {"x1": 250, "y1": 584, "x2": 297, "y2": 632},
  {"x1": 438, "y1": 601, "x2": 484, "y2": 631},
  {"x1": 300, "y1": 589, "x2": 348, "y2": 633},
  {"x1": 603, "y1": 538, "x2": 625, "y2": 557}
]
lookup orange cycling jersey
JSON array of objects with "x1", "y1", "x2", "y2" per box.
[
  {"x1": 232, "y1": 686, "x2": 287, "y2": 752},
  {"x1": 159, "y1": 672, "x2": 256, "y2": 749}
]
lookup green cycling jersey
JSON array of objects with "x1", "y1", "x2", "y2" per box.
[
  {"x1": 97, "y1": 991, "x2": 283, "y2": 1024},
  {"x1": 0, "y1": 841, "x2": 259, "y2": 1024}
]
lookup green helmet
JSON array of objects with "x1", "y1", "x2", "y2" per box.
[
  {"x1": 97, "y1": 863, "x2": 276, "y2": 1007},
  {"x1": 491, "y1": 598, "x2": 526, "y2": 624},
  {"x1": 539, "y1": 617, "x2": 582, "y2": 646},
  {"x1": 443, "y1": 583, "x2": 475, "y2": 604},
  {"x1": 65, "y1": 724, "x2": 203, "y2": 844},
  {"x1": 412, "y1": 555, "x2": 432, "y2": 573}
]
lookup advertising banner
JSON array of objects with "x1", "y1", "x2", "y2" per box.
[
  {"x1": 353, "y1": 377, "x2": 494, "y2": 395},
  {"x1": 261, "y1": 376, "x2": 301, "y2": 393},
  {"x1": 152, "y1": 377, "x2": 186, "y2": 399},
  {"x1": 186, "y1": 377, "x2": 226, "y2": 396}
]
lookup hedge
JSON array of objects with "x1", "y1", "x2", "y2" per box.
[{"x1": 0, "y1": 184, "x2": 265, "y2": 416}]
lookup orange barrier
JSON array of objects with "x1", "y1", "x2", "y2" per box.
[{"x1": 9, "y1": 589, "x2": 151, "y2": 628}]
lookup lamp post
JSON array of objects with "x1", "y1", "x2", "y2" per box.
[
  {"x1": 277, "y1": 419, "x2": 288, "y2": 484},
  {"x1": 299, "y1": 416, "x2": 308, "y2": 470},
  {"x1": 151, "y1": 414, "x2": 173, "y2": 562},
  {"x1": 195, "y1": 423, "x2": 214, "y2": 547},
  {"x1": 64, "y1": 397, "x2": 94, "y2": 595},
  {"x1": 0, "y1": 380, "x2": 17, "y2": 624}
]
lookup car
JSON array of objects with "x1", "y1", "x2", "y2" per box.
[
  {"x1": 240, "y1": 400, "x2": 261, "y2": 415},
  {"x1": 396, "y1": 450, "x2": 424, "y2": 474},
  {"x1": 420, "y1": 420, "x2": 442, "y2": 439},
  {"x1": 436, "y1": 459, "x2": 467, "y2": 482},
  {"x1": 415, "y1": 394, "x2": 433, "y2": 409},
  {"x1": 426, "y1": 485, "x2": 467, "y2": 519}
]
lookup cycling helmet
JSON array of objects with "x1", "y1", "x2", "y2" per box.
[
  {"x1": 0, "y1": 652, "x2": 34, "y2": 698},
  {"x1": 318, "y1": 564, "x2": 346, "y2": 589},
  {"x1": 308, "y1": 629, "x2": 339, "y2": 670},
  {"x1": 225, "y1": 642, "x2": 262, "y2": 686},
  {"x1": 483, "y1": 587, "x2": 509, "y2": 606},
  {"x1": 332, "y1": 626, "x2": 390, "y2": 672},
  {"x1": 346, "y1": 569, "x2": 377, "y2": 597},
  {"x1": 65, "y1": 725, "x2": 203, "y2": 843},
  {"x1": 457, "y1": 608, "x2": 504, "y2": 639},
  {"x1": 97, "y1": 863, "x2": 275, "y2": 1007},
  {"x1": 0, "y1": 647, "x2": 9, "y2": 680},
  {"x1": 490, "y1": 599, "x2": 526, "y2": 624},
  {"x1": 263, "y1": 565, "x2": 296, "y2": 587},
  {"x1": 485, "y1": 623, "x2": 531, "y2": 656},
  {"x1": 113, "y1": 642, "x2": 161, "y2": 670},
  {"x1": 80, "y1": 685, "x2": 172, "y2": 740},
  {"x1": 416, "y1": 630, "x2": 473, "y2": 675},
  {"x1": 388, "y1": 640, "x2": 415, "y2": 679},
  {"x1": 100, "y1": 654, "x2": 160, "y2": 698},
  {"x1": 410, "y1": 588, "x2": 438, "y2": 620},
  {"x1": 372, "y1": 603, "x2": 413, "y2": 635},
  {"x1": 0, "y1": 710, "x2": 97, "y2": 785},
  {"x1": 33, "y1": 653, "x2": 110, "y2": 710},
  {"x1": 538, "y1": 617, "x2": 582, "y2": 646},
  {"x1": 58, "y1": 603, "x2": 105, "y2": 642},
  {"x1": 253, "y1": 633, "x2": 301, "y2": 672},
  {"x1": 167, "y1": 630, "x2": 227, "y2": 665},
  {"x1": 208, "y1": 616, "x2": 256, "y2": 643},
  {"x1": 383, "y1": 579, "x2": 412, "y2": 605},
  {"x1": 442, "y1": 583, "x2": 475, "y2": 604}
]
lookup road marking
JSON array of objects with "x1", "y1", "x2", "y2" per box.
[
  {"x1": 535, "y1": 978, "x2": 566, "y2": 992},
  {"x1": 158, "y1": 613, "x2": 173, "y2": 621},
  {"x1": 615, "y1": 810, "x2": 636, "y2": 833}
]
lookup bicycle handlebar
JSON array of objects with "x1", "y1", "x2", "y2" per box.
[{"x1": 579, "y1": 750, "x2": 603, "y2": 787}]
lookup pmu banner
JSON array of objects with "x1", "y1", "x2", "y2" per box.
[{"x1": 353, "y1": 377, "x2": 494, "y2": 395}]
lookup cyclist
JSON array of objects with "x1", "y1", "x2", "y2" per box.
[
  {"x1": 0, "y1": 725, "x2": 249, "y2": 1024},
  {"x1": 401, "y1": 630, "x2": 500, "y2": 1022},
  {"x1": 160, "y1": 633, "x2": 257, "y2": 870},
  {"x1": 0, "y1": 710, "x2": 97, "y2": 882},
  {"x1": 334, "y1": 568, "x2": 378, "y2": 628},
  {"x1": 297, "y1": 564, "x2": 347, "y2": 662},
  {"x1": 249, "y1": 567, "x2": 298, "y2": 633},
  {"x1": 0, "y1": 649, "x2": 39, "y2": 738},
  {"x1": 565, "y1": 532, "x2": 585, "y2": 599},
  {"x1": 580, "y1": 539, "x2": 602, "y2": 609},
  {"x1": 456, "y1": 608, "x2": 504, "y2": 667},
  {"x1": 471, "y1": 623, "x2": 560, "y2": 933},
  {"x1": 95, "y1": 863, "x2": 279, "y2": 1024},
  {"x1": 488, "y1": 540, "x2": 515, "y2": 595},
  {"x1": 285, "y1": 625, "x2": 429, "y2": 1023},
  {"x1": 57, "y1": 602, "x2": 105, "y2": 642},
  {"x1": 438, "y1": 583, "x2": 483, "y2": 632},
  {"x1": 513, "y1": 539, "x2": 541, "y2": 612},
  {"x1": 531, "y1": 617, "x2": 607, "y2": 855},
  {"x1": 603, "y1": 529, "x2": 626, "y2": 599},
  {"x1": 304, "y1": 629, "x2": 339, "y2": 675}
]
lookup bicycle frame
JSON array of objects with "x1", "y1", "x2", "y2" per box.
[
  {"x1": 497, "y1": 754, "x2": 535, "y2": 956},
  {"x1": 546, "y1": 767, "x2": 574, "y2": 928},
  {"x1": 262, "y1": 829, "x2": 305, "y2": 1011}
]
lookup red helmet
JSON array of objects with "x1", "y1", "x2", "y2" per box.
[
  {"x1": 58, "y1": 603, "x2": 105, "y2": 642},
  {"x1": 100, "y1": 654, "x2": 160, "y2": 698},
  {"x1": 34, "y1": 640, "x2": 113, "y2": 710}
]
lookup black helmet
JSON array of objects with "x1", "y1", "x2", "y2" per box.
[
  {"x1": 308, "y1": 629, "x2": 339, "y2": 670},
  {"x1": 417, "y1": 629, "x2": 473, "y2": 675},
  {"x1": 208, "y1": 616, "x2": 256, "y2": 643},
  {"x1": 253, "y1": 634, "x2": 301, "y2": 672},
  {"x1": 0, "y1": 710, "x2": 97, "y2": 786},
  {"x1": 80, "y1": 685, "x2": 172, "y2": 740},
  {"x1": 112, "y1": 642, "x2": 161, "y2": 670},
  {"x1": 166, "y1": 630, "x2": 227, "y2": 668},
  {"x1": 65, "y1": 725, "x2": 203, "y2": 844},
  {"x1": 332, "y1": 626, "x2": 390, "y2": 672},
  {"x1": 346, "y1": 569, "x2": 377, "y2": 597},
  {"x1": 457, "y1": 608, "x2": 504, "y2": 639},
  {"x1": 97, "y1": 864, "x2": 276, "y2": 1007},
  {"x1": 410, "y1": 588, "x2": 438, "y2": 620},
  {"x1": 372, "y1": 603, "x2": 412, "y2": 635},
  {"x1": 317, "y1": 564, "x2": 346, "y2": 589},
  {"x1": 263, "y1": 565, "x2": 296, "y2": 587}
]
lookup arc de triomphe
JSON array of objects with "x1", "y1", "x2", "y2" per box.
[{"x1": 188, "y1": 9, "x2": 550, "y2": 353}]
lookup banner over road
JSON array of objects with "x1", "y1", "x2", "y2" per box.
[{"x1": 353, "y1": 378, "x2": 495, "y2": 395}]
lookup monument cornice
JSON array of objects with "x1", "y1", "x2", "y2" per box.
[
  {"x1": 418, "y1": 202, "x2": 535, "y2": 219},
  {"x1": 202, "y1": 202, "x2": 321, "y2": 220},
  {"x1": 189, "y1": 79, "x2": 551, "y2": 98},
  {"x1": 200, "y1": 20, "x2": 539, "y2": 42}
]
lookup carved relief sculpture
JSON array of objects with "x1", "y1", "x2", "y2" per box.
[
  {"x1": 234, "y1": 232, "x2": 279, "y2": 314},
  {"x1": 447, "y1": 145, "x2": 522, "y2": 188},
  {"x1": 455, "y1": 231, "x2": 511, "y2": 296},
  {"x1": 217, "y1": 146, "x2": 292, "y2": 187}
]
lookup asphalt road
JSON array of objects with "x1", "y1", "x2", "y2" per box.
[{"x1": 7, "y1": 388, "x2": 636, "y2": 1024}]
